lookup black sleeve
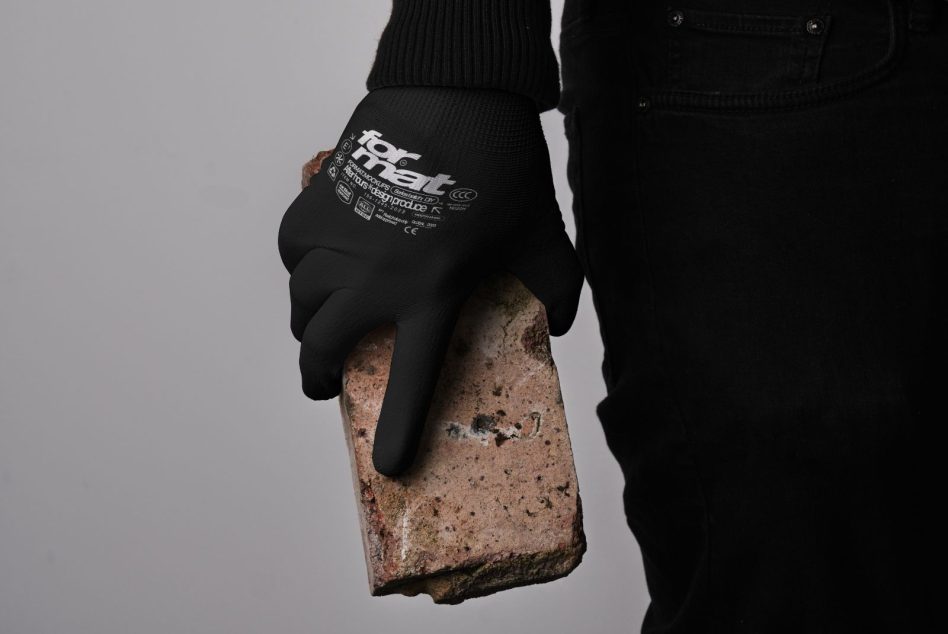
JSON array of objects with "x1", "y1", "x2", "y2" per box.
[{"x1": 366, "y1": 0, "x2": 560, "y2": 112}]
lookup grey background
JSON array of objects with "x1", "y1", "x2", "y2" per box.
[{"x1": 0, "y1": 1, "x2": 649, "y2": 632}]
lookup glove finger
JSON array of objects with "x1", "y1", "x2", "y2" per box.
[
  {"x1": 299, "y1": 288, "x2": 381, "y2": 401},
  {"x1": 289, "y1": 248, "x2": 354, "y2": 342},
  {"x1": 371, "y1": 299, "x2": 463, "y2": 477},
  {"x1": 505, "y1": 208, "x2": 584, "y2": 336}
]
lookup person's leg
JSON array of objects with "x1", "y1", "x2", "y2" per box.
[{"x1": 559, "y1": 1, "x2": 944, "y2": 631}]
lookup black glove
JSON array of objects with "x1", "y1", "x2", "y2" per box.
[{"x1": 278, "y1": 86, "x2": 583, "y2": 477}]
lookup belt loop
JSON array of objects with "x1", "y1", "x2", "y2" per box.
[{"x1": 907, "y1": 0, "x2": 937, "y2": 32}]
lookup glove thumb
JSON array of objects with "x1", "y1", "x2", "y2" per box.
[{"x1": 505, "y1": 207, "x2": 584, "y2": 336}]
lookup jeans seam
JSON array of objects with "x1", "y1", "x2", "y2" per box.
[
  {"x1": 630, "y1": 74, "x2": 716, "y2": 633},
  {"x1": 564, "y1": 107, "x2": 617, "y2": 388}
]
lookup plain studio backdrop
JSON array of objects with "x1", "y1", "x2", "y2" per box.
[{"x1": 0, "y1": 2, "x2": 648, "y2": 632}]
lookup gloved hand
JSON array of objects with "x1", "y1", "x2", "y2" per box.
[{"x1": 278, "y1": 86, "x2": 583, "y2": 477}]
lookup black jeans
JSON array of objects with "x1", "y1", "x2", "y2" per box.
[{"x1": 558, "y1": 0, "x2": 945, "y2": 631}]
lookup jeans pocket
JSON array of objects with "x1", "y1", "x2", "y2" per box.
[
  {"x1": 649, "y1": 0, "x2": 906, "y2": 113},
  {"x1": 666, "y1": 5, "x2": 830, "y2": 93}
]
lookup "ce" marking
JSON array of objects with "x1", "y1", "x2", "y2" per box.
[{"x1": 404, "y1": 226, "x2": 419, "y2": 236}]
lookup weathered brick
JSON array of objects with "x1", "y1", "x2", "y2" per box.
[{"x1": 302, "y1": 151, "x2": 586, "y2": 603}]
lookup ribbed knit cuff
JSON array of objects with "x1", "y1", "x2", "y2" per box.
[{"x1": 366, "y1": 0, "x2": 561, "y2": 112}]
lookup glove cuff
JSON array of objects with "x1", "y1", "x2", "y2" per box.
[{"x1": 366, "y1": 0, "x2": 561, "y2": 112}]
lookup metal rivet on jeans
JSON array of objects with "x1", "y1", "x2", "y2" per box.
[
  {"x1": 667, "y1": 9, "x2": 684, "y2": 27},
  {"x1": 805, "y1": 17, "x2": 825, "y2": 35}
]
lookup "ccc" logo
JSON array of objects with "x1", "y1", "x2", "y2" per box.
[{"x1": 448, "y1": 188, "x2": 478, "y2": 203}]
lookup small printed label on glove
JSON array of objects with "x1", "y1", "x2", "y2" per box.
[{"x1": 327, "y1": 129, "x2": 476, "y2": 236}]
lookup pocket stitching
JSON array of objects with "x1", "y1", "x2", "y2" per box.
[{"x1": 677, "y1": 6, "x2": 808, "y2": 34}]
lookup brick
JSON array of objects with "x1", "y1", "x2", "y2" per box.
[{"x1": 302, "y1": 151, "x2": 586, "y2": 604}]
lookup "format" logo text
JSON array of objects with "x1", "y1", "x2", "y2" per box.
[{"x1": 351, "y1": 130, "x2": 456, "y2": 195}]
